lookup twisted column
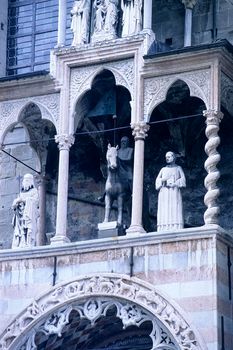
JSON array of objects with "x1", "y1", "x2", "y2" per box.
[
  {"x1": 51, "y1": 134, "x2": 74, "y2": 245},
  {"x1": 126, "y1": 122, "x2": 150, "y2": 235},
  {"x1": 203, "y1": 110, "x2": 223, "y2": 226}
]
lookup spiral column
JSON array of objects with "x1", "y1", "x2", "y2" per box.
[{"x1": 203, "y1": 110, "x2": 223, "y2": 226}]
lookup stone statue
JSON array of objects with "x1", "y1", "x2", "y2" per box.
[
  {"x1": 93, "y1": 0, "x2": 118, "y2": 40},
  {"x1": 93, "y1": 0, "x2": 106, "y2": 33},
  {"x1": 71, "y1": 0, "x2": 91, "y2": 46},
  {"x1": 12, "y1": 174, "x2": 39, "y2": 248},
  {"x1": 104, "y1": 0, "x2": 119, "y2": 35},
  {"x1": 155, "y1": 152, "x2": 186, "y2": 232},
  {"x1": 117, "y1": 136, "x2": 133, "y2": 192},
  {"x1": 121, "y1": 0, "x2": 142, "y2": 37}
]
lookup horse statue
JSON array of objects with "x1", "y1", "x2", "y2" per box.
[{"x1": 103, "y1": 144, "x2": 132, "y2": 225}]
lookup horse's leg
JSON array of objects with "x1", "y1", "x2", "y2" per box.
[
  {"x1": 104, "y1": 194, "x2": 111, "y2": 222},
  {"x1": 117, "y1": 194, "x2": 123, "y2": 225}
]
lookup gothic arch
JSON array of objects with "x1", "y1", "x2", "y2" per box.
[
  {"x1": 0, "y1": 274, "x2": 207, "y2": 350},
  {"x1": 70, "y1": 60, "x2": 134, "y2": 128},
  {"x1": 0, "y1": 96, "x2": 59, "y2": 144},
  {"x1": 144, "y1": 72, "x2": 209, "y2": 122}
]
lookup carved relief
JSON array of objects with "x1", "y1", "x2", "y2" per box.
[
  {"x1": 221, "y1": 72, "x2": 233, "y2": 116},
  {"x1": 0, "y1": 94, "x2": 59, "y2": 142},
  {"x1": 70, "y1": 59, "x2": 134, "y2": 114},
  {"x1": 0, "y1": 274, "x2": 206, "y2": 350},
  {"x1": 144, "y1": 70, "x2": 210, "y2": 121}
]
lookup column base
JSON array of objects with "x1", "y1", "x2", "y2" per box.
[
  {"x1": 50, "y1": 235, "x2": 70, "y2": 246},
  {"x1": 126, "y1": 224, "x2": 146, "y2": 236}
]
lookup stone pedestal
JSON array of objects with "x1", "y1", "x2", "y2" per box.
[{"x1": 98, "y1": 221, "x2": 125, "y2": 239}]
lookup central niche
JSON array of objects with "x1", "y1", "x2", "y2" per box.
[{"x1": 68, "y1": 69, "x2": 132, "y2": 242}]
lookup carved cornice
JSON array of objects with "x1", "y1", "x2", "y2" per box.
[
  {"x1": 55, "y1": 134, "x2": 75, "y2": 150},
  {"x1": 131, "y1": 122, "x2": 150, "y2": 140},
  {"x1": 0, "y1": 274, "x2": 206, "y2": 350}
]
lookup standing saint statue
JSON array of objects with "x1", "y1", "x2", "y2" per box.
[
  {"x1": 71, "y1": 0, "x2": 91, "y2": 46},
  {"x1": 155, "y1": 152, "x2": 186, "y2": 232},
  {"x1": 12, "y1": 174, "x2": 39, "y2": 248},
  {"x1": 121, "y1": 0, "x2": 142, "y2": 37}
]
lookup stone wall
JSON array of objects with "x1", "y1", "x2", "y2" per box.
[
  {"x1": 0, "y1": 229, "x2": 231, "y2": 349},
  {"x1": 152, "y1": 0, "x2": 233, "y2": 49}
]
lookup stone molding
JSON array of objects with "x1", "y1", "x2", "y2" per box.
[
  {"x1": 131, "y1": 122, "x2": 150, "y2": 140},
  {"x1": 55, "y1": 134, "x2": 75, "y2": 150},
  {"x1": 203, "y1": 110, "x2": 223, "y2": 226},
  {"x1": 0, "y1": 274, "x2": 207, "y2": 350},
  {"x1": 0, "y1": 94, "x2": 60, "y2": 143},
  {"x1": 144, "y1": 70, "x2": 210, "y2": 121}
]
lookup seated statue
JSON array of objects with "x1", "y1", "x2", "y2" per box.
[
  {"x1": 155, "y1": 152, "x2": 186, "y2": 232},
  {"x1": 12, "y1": 174, "x2": 39, "y2": 248}
]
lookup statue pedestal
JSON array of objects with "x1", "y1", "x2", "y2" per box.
[{"x1": 98, "y1": 221, "x2": 124, "y2": 239}]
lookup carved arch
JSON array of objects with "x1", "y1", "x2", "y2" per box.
[
  {"x1": 144, "y1": 71, "x2": 210, "y2": 122},
  {"x1": 0, "y1": 96, "x2": 59, "y2": 144},
  {"x1": 70, "y1": 61, "x2": 134, "y2": 129},
  {"x1": 0, "y1": 274, "x2": 207, "y2": 350}
]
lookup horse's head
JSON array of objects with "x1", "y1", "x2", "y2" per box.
[{"x1": 106, "y1": 144, "x2": 119, "y2": 170}]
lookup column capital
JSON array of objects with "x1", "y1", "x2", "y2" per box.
[
  {"x1": 181, "y1": 0, "x2": 197, "y2": 9},
  {"x1": 55, "y1": 134, "x2": 75, "y2": 150},
  {"x1": 203, "y1": 110, "x2": 223, "y2": 125},
  {"x1": 131, "y1": 122, "x2": 150, "y2": 140}
]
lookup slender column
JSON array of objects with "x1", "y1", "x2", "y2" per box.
[
  {"x1": 126, "y1": 122, "x2": 149, "y2": 235},
  {"x1": 57, "y1": 0, "x2": 67, "y2": 47},
  {"x1": 181, "y1": 0, "x2": 197, "y2": 47},
  {"x1": 35, "y1": 175, "x2": 47, "y2": 246},
  {"x1": 143, "y1": 0, "x2": 153, "y2": 30},
  {"x1": 50, "y1": 134, "x2": 74, "y2": 245},
  {"x1": 203, "y1": 110, "x2": 223, "y2": 226}
]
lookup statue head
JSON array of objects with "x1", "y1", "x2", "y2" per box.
[
  {"x1": 22, "y1": 174, "x2": 34, "y2": 191},
  {"x1": 165, "y1": 151, "x2": 176, "y2": 165},
  {"x1": 120, "y1": 136, "x2": 129, "y2": 149}
]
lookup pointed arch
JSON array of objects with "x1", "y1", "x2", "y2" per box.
[{"x1": 144, "y1": 72, "x2": 210, "y2": 122}]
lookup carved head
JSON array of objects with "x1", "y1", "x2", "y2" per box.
[
  {"x1": 165, "y1": 151, "x2": 176, "y2": 165},
  {"x1": 22, "y1": 174, "x2": 34, "y2": 191},
  {"x1": 120, "y1": 136, "x2": 129, "y2": 149}
]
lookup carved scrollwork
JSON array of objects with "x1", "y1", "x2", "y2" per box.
[
  {"x1": 0, "y1": 274, "x2": 206, "y2": 350},
  {"x1": 221, "y1": 73, "x2": 233, "y2": 116}
]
